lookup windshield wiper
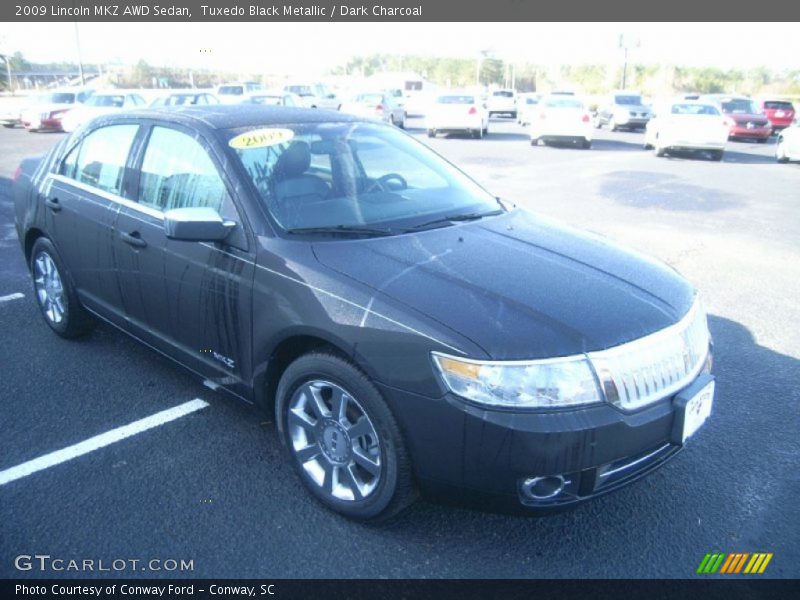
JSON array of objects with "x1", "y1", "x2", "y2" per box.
[
  {"x1": 285, "y1": 225, "x2": 396, "y2": 237},
  {"x1": 407, "y1": 209, "x2": 505, "y2": 231}
]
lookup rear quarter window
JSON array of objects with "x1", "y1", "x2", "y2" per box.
[{"x1": 59, "y1": 124, "x2": 139, "y2": 195}]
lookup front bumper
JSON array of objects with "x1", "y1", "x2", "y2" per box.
[{"x1": 378, "y1": 371, "x2": 713, "y2": 511}]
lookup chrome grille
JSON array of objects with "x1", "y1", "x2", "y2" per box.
[{"x1": 588, "y1": 300, "x2": 710, "y2": 411}]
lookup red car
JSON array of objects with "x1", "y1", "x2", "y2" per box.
[
  {"x1": 760, "y1": 99, "x2": 796, "y2": 133},
  {"x1": 702, "y1": 95, "x2": 772, "y2": 143}
]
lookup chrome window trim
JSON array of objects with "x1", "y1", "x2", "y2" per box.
[{"x1": 49, "y1": 173, "x2": 164, "y2": 220}]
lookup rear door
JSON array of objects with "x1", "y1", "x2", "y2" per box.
[
  {"x1": 46, "y1": 123, "x2": 140, "y2": 324},
  {"x1": 114, "y1": 123, "x2": 256, "y2": 392}
]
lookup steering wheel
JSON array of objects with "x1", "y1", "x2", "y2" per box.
[{"x1": 364, "y1": 173, "x2": 408, "y2": 194}]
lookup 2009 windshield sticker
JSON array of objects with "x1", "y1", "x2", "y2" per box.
[{"x1": 228, "y1": 128, "x2": 294, "y2": 149}]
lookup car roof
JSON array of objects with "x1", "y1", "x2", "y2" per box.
[{"x1": 94, "y1": 105, "x2": 362, "y2": 131}]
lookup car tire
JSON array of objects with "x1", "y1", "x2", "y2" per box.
[
  {"x1": 275, "y1": 352, "x2": 416, "y2": 521},
  {"x1": 530, "y1": 137, "x2": 539, "y2": 147},
  {"x1": 482, "y1": 124, "x2": 488, "y2": 136},
  {"x1": 427, "y1": 129, "x2": 436, "y2": 138},
  {"x1": 643, "y1": 140, "x2": 653, "y2": 150},
  {"x1": 29, "y1": 237, "x2": 94, "y2": 338},
  {"x1": 710, "y1": 150, "x2": 724, "y2": 161},
  {"x1": 776, "y1": 137, "x2": 789, "y2": 163},
  {"x1": 472, "y1": 128, "x2": 483, "y2": 140},
  {"x1": 582, "y1": 139, "x2": 592, "y2": 149}
]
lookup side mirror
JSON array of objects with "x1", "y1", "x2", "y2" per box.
[{"x1": 163, "y1": 207, "x2": 235, "y2": 242}]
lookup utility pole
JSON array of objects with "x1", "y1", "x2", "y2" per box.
[
  {"x1": 0, "y1": 54, "x2": 12, "y2": 94},
  {"x1": 618, "y1": 33, "x2": 640, "y2": 90},
  {"x1": 74, "y1": 22, "x2": 85, "y2": 85}
]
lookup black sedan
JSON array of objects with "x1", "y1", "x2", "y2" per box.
[{"x1": 12, "y1": 106, "x2": 715, "y2": 520}]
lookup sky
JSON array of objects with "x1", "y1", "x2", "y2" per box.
[{"x1": 1, "y1": 22, "x2": 799, "y2": 75}]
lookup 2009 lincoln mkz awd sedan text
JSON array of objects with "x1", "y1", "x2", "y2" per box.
[{"x1": 13, "y1": 106, "x2": 715, "y2": 520}]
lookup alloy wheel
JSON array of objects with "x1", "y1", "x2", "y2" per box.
[
  {"x1": 287, "y1": 380, "x2": 382, "y2": 502},
  {"x1": 33, "y1": 251, "x2": 65, "y2": 324}
]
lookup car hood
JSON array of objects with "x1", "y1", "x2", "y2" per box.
[
  {"x1": 21, "y1": 103, "x2": 74, "y2": 116},
  {"x1": 312, "y1": 210, "x2": 695, "y2": 360}
]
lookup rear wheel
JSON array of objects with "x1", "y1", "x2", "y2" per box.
[
  {"x1": 30, "y1": 237, "x2": 94, "y2": 338},
  {"x1": 276, "y1": 353, "x2": 415, "y2": 521}
]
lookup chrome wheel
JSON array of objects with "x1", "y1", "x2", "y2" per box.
[
  {"x1": 33, "y1": 251, "x2": 65, "y2": 324},
  {"x1": 287, "y1": 380, "x2": 381, "y2": 502}
]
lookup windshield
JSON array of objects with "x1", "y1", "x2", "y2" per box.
[
  {"x1": 251, "y1": 95, "x2": 284, "y2": 105},
  {"x1": 228, "y1": 122, "x2": 501, "y2": 234},
  {"x1": 85, "y1": 95, "x2": 124, "y2": 107},
  {"x1": 543, "y1": 96, "x2": 584, "y2": 109},
  {"x1": 615, "y1": 95, "x2": 642, "y2": 105},
  {"x1": 436, "y1": 95, "x2": 475, "y2": 104},
  {"x1": 35, "y1": 93, "x2": 76, "y2": 104},
  {"x1": 720, "y1": 98, "x2": 759, "y2": 114},
  {"x1": 671, "y1": 103, "x2": 720, "y2": 116},
  {"x1": 287, "y1": 85, "x2": 314, "y2": 97}
]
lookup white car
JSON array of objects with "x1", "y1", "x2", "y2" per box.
[
  {"x1": 216, "y1": 82, "x2": 263, "y2": 104},
  {"x1": 239, "y1": 90, "x2": 302, "y2": 107},
  {"x1": 20, "y1": 88, "x2": 94, "y2": 132},
  {"x1": 529, "y1": 95, "x2": 593, "y2": 148},
  {"x1": 644, "y1": 101, "x2": 729, "y2": 160},
  {"x1": 487, "y1": 89, "x2": 517, "y2": 118},
  {"x1": 776, "y1": 120, "x2": 800, "y2": 163},
  {"x1": 339, "y1": 91, "x2": 406, "y2": 128},
  {"x1": 283, "y1": 83, "x2": 340, "y2": 110},
  {"x1": 516, "y1": 93, "x2": 541, "y2": 126},
  {"x1": 425, "y1": 93, "x2": 489, "y2": 139},
  {"x1": 61, "y1": 92, "x2": 147, "y2": 133}
]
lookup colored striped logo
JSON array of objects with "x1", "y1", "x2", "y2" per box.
[{"x1": 697, "y1": 553, "x2": 773, "y2": 574}]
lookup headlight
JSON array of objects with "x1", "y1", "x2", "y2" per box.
[{"x1": 431, "y1": 352, "x2": 603, "y2": 409}]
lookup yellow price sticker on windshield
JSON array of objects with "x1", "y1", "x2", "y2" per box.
[{"x1": 228, "y1": 128, "x2": 294, "y2": 149}]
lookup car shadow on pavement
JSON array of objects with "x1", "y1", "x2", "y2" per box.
[
  {"x1": 589, "y1": 138, "x2": 647, "y2": 152},
  {"x1": 719, "y1": 149, "x2": 777, "y2": 165},
  {"x1": 598, "y1": 170, "x2": 742, "y2": 211},
  {"x1": 370, "y1": 313, "x2": 800, "y2": 577}
]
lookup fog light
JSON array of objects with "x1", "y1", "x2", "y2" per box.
[{"x1": 520, "y1": 475, "x2": 566, "y2": 501}]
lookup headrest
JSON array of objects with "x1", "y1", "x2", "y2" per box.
[{"x1": 274, "y1": 141, "x2": 311, "y2": 179}]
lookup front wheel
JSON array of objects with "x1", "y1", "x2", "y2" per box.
[
  {"x1": 276, "y1": 353, "x2": 415, "y2": 521},
  {"x1": 30, "y1": 237, "x2": 94, "y2": 338}
]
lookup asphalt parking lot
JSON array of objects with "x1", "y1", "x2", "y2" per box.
[{"x1": 1, "y1": 116, "x2": 798, "y2": 579}]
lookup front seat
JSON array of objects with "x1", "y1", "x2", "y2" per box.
[{"x1": 272, "y1": 141, "x2": 330, "y2": 207}]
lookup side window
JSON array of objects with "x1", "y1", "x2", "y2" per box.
[
  {"x1": 139, "y1": 127, "x2": 227, "y2": 213},
  {"x1": 59, "y1": 124, "x2": 138, "y2": 195}
]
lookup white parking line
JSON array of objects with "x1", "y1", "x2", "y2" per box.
[
  {"x1": 0, "y1": 292, "x2": 24, "y2": 303},
  {"x1": 0, "y1": 398, "x2": 209, "y2": 486}
]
